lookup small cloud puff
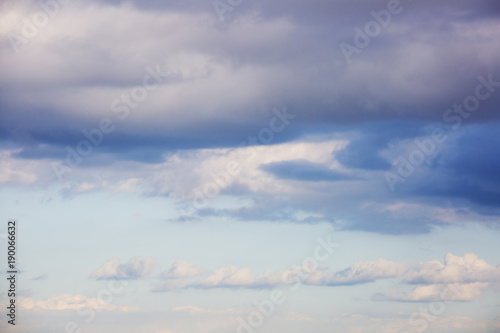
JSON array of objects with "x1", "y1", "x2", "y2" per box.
[{"x1": 90, "y1": 257, "x2": 159, "y2": 280}]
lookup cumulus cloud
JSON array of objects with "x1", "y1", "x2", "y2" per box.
[
  {"x1": 149, "y1": 253, "x2": 500, "y2": 302},
  {"x1": 324, "y1": 258, "x2": 407, "y2": 285},
  {"x1": 160, "y1": 260, "x2": 205, "y2": 279},
  {"x1": 153, "y1": 258, "x2": 405, "y2": 291},
  {"x1": 404, "y1": 253, "x2": 500, "y2": 284},
  {"x1": 374, "y1": 253, "x2": 500, "y2": 302},
  {"x1": 90, "y1": 257, "x2": 159, "y2": 280},
  {"x1": 381, "y1": 282, "x2": 489, "y2": 302},
  {"x1": 192, "y1": 264, "x2": 257, "y2": 288}
]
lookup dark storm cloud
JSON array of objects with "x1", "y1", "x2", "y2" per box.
[
  {"x1": 1, "y1": 0, "x2": 499, "y2": 158},
  {"x1": 260, "y1": 159, "x2": 355, "y2": 182},
  {"x1": 1, "y1": 0, "x2": 499, "y2": 234},
  {"x1": 410, "y1": 123, "x2": 500, "y2": 208},
  {"x1": 336, "y1": 121, "x2": 426, "y2": 170}
]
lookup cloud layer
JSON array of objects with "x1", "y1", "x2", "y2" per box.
[
  {"x1": 1, "y1": 0, "x2": 499, "y2": 234},
  {"x1": 90, "y1": 253, "x2": 500, "y2": 302}
]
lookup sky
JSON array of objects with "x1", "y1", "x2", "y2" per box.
[{"x1": 0, "y1": 0, "x2": 499, "y2": 332}]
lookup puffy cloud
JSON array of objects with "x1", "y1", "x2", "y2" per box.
[
  {"x1": 90, "y1": 257, "x2": 159, "y2": 280},
  {"x1": 381, "y1": 282, "x2": 489, "y2": 302},
  {"x1": 324, "y1": 258, "x2": 407, "y2": 285},
  {"x1": 160, "y1": 260, "x2": 205, "y2": 279},
  {"x1": 150, "y1": 253, "x2": 500, "y2": 303},
  {"x1": 153, "y1": 259, "x2": 404, "y2": 291},
  {"x1": 376, "y1": 253, "x2": 500, "y2": 302},
  {"x1": 404, "y1": 253, "x2": 500, "y2": 284},
  {"x1": 192, "y1": 264, "x2": 256, "y2": 288}
]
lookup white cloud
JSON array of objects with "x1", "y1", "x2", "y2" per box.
[
  {"x1": 90, "y1": 257, "x2": 159, "y2": 280},
  {"x1": 324, "y1": 258, "x2": 407, "y2": 285},
  {"x1": 160, "y1": 260, "x2": 205, "y2": 279},
  {"x1": 192, "y1": 264, "x2": 257, "y2": 288},
  {"x1": 151, "y1": 253, "x2": 500, "y2": 302},
  {"x1": 86, "y1": 254, "x2": 500, "y2": 303},
  {"x1": 405, "y1": 253, "x2": 500, "y2": 284},
  {"x1": 382, "y1": 282, "x2": 489, "y2": 302},
  {"x1": 0, "y1": 149, "x2": 40, "y2": 185},
  {"x1": 152, "y1": 259, "x2": 404, "y2": 291},
  {"x1": 375, "y1": 253, "x2": 500, "y2": 302}
]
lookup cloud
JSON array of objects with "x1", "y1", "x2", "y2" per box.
[
  {"x1": 404, "y1": 253, "x2": 500, "y2": 284},
  {"x1": 260, "y1": 159, "x2": 356, "y2": 182},
  {"x1": 160, "y1": 260, "x2": 205, "y2": 279},
  {"x1": 1, "y1": 0, "x2": 499, "y2": 236},
  {"x1": 150, "y1": 253, "x2": 500, "y2": 303},
  {"x1": 90, "y1": 257, "x2": 159, "y2": 280},
  {"x1": 375, "y1": 253, "x2": 500, "y2": 302},
  {"x1": 153, "y1": 261, "x2": 317, "y2": 291},
  {"x1": 409, "y1": 123, "x2": 500, "y2": 207},
  {"x1": 153, "y1": 279, "x2": 190, "y2": 292},
  {"x1": 153, "y1": 259, "x2": 404, "y2": 291},
  {"x1": 2, "y1": 0, "x2": 499, "y2": 157},
  {"x1": 191, "y1": 264, "x2": 256, "y2": 288},
  {"x1": 324, "y1": 258, "x2": 407, "y2": 285},
  {"x1": 381, "y1": 282, "x2": 489, "y2": 302},
  {"x1": 334, "y1": 122, "x2": 424, "y2": 171},
  {"x1": 15, "y1": 294, "x2": 136, "y2": 312}
]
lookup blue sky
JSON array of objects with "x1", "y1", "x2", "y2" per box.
[{"x1": 0, "y1": 0, "x2": 500, "y2": 332}]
